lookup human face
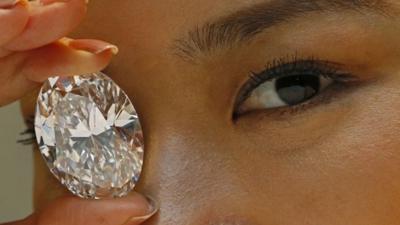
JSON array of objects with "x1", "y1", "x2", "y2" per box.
[{"x1": 21, "y1": 0, "x2": 400, "y2": 224}]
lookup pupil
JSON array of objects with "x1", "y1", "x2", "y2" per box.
[{"x1": 275, "y1": 75, "x2": 320, "y2": 105}]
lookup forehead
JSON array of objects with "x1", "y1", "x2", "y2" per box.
[
  {"x1": 84, "y1": 0, "x2": 392, "y2": 61},
  {"x1": 88, "y1": 0, "x2": 265, "y2": 46},
  {"x1": 68, "y1": 0, "x2": 397, "y2": 108}
]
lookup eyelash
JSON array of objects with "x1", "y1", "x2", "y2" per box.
[
  {"x1": 234, "y1": 55, "x2": 358, "y2": 118},
  {"x1": 18, "y1": 116, "x2": 36, "y2": 146}
]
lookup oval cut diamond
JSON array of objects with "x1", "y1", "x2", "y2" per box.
[{"x1": 34, "y1": 72, "x2": 144, "y2": 199}]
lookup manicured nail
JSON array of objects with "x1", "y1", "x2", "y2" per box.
[
  {"x1": 65, "y1": 38, "x2": 119, "y2": 55},
  {"x1": 0, "y1": 0, "x2": 20, "y2": 8},
  {"x1": 39, "y1": 0, "x2": 68, "y2": 6},
  {"x1": 94, "y1": 44, "x2": 119, "y2": 55},
  {"x1": 124, "y1": 194, "x2": 159, "y2": 225}
]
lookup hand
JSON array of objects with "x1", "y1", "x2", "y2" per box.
[
  {"x1": 0, "y1": 1, "x2": 156, "y2": 224},
  {"x1": 0, "y1": 0, "x2": 118, "y2": 107},
  {"x1": 2, "y1": 192, "x2": 158, "y2": 225}
]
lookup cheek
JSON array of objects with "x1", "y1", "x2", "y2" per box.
[
  {"x1": 331, "y1": 76, "x2": 400, "y2": 171},
  {"x1": 304, "y1": 77, "x2": 400, "y2": 222},
  {"x1": 231, "y1": 75, "x2": 400, "y2": 223},
  {"x1": 331, "y1": 76, "x2": 400, "y2": 185},
  {"x1": 299, "y1": 77, "x2": 400, "y2": 223}
]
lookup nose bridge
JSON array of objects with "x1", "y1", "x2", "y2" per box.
[
  {"x1": 138, "y1": 77, "x2": 233, "y2": 151},
  {"x1": 129, "y1": 66, "x2": 253, "y2": 212}
]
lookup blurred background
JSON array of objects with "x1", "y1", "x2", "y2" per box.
[{"x1": 0, "y1": 102, "x2": 33, "y2": 222}]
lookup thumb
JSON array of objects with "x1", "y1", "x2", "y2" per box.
[{"x1": 3, "y1": 192, "x2": 158, "y2": 225}]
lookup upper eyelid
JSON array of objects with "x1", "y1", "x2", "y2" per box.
[
  {"x1": 253, "y1": 59, "x2": 346, "y2": 80},
  {"x1": 247, "y1": 58, "x2": 359, "y2": 89}
]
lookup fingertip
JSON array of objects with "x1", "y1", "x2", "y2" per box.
[
  {"x1": 62, "y1": 38, "x2": 118, "y2": 75},
  {"x1": 90, "y1": 47, "x2": 117, "y2": 70},
  {"x1": 64, "y1": 41, "x2": 117, "y2": 77},
  {"x1": 124, "y1": 194, "x2": 159, "y2": 225},
  {"x1": 65, "y1": 38, "x2": 119, "y2": 55},
  {"x1": 21, "y1": 39, "x2": 117, "y2": 82}
]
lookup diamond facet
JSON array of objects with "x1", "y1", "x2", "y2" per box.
[{"x1": 34, "y1": 72, "x2": 144, "y2": 199}]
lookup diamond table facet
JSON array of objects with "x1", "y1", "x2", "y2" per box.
[{"x1": 34, "y1": 72, "x2": 144, "y2": 199}]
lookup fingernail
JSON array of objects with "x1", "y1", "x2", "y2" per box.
[
  {"x1": 95, "y1": 44, "x2": 119, "y2": 55},
  {"x1": 91, "y1": 44, "x2": 119, "y2": 55},
  {"x1": 124, "y1": 194, "x2": 159, "y2": 225},
  {"x1": 39, "y1": 0, "x2": 68, "y2": 6},
  {"x1": 0, "y1": 0, "x2": 20, "y2": 8},
  {"x1": 65, "y1": 38, "x2": 119, "y2": 55}
]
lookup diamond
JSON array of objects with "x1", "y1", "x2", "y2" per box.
[{"x1": 34, "y1": 72, "x2": 144, "y2": 199}]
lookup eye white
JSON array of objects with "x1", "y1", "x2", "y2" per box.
[{"x1": 237, "y1": 75, "x2": 334, "y2": 114}]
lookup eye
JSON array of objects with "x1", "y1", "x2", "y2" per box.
[
  {"x1": 234, "y1": 59, "x2": 355, "y2": 116},
  {"x1": 237, "y1": 74, "x2": 333, "y2": 113}
]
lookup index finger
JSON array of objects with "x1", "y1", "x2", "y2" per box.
[
  {"x1": 3, "y1": 0, "x2": 88, "y2": 51},
  {"x1": 0, "y1": 0, "x2": 29, "y2": 46}
]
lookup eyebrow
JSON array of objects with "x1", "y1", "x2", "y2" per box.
[{"x1": 172, "y1": 0, "x2": 390, "y2": 61}]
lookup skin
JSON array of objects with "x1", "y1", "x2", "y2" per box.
[{"x1": 1, "y1": 0, "x2": 400, "y2": 224}]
